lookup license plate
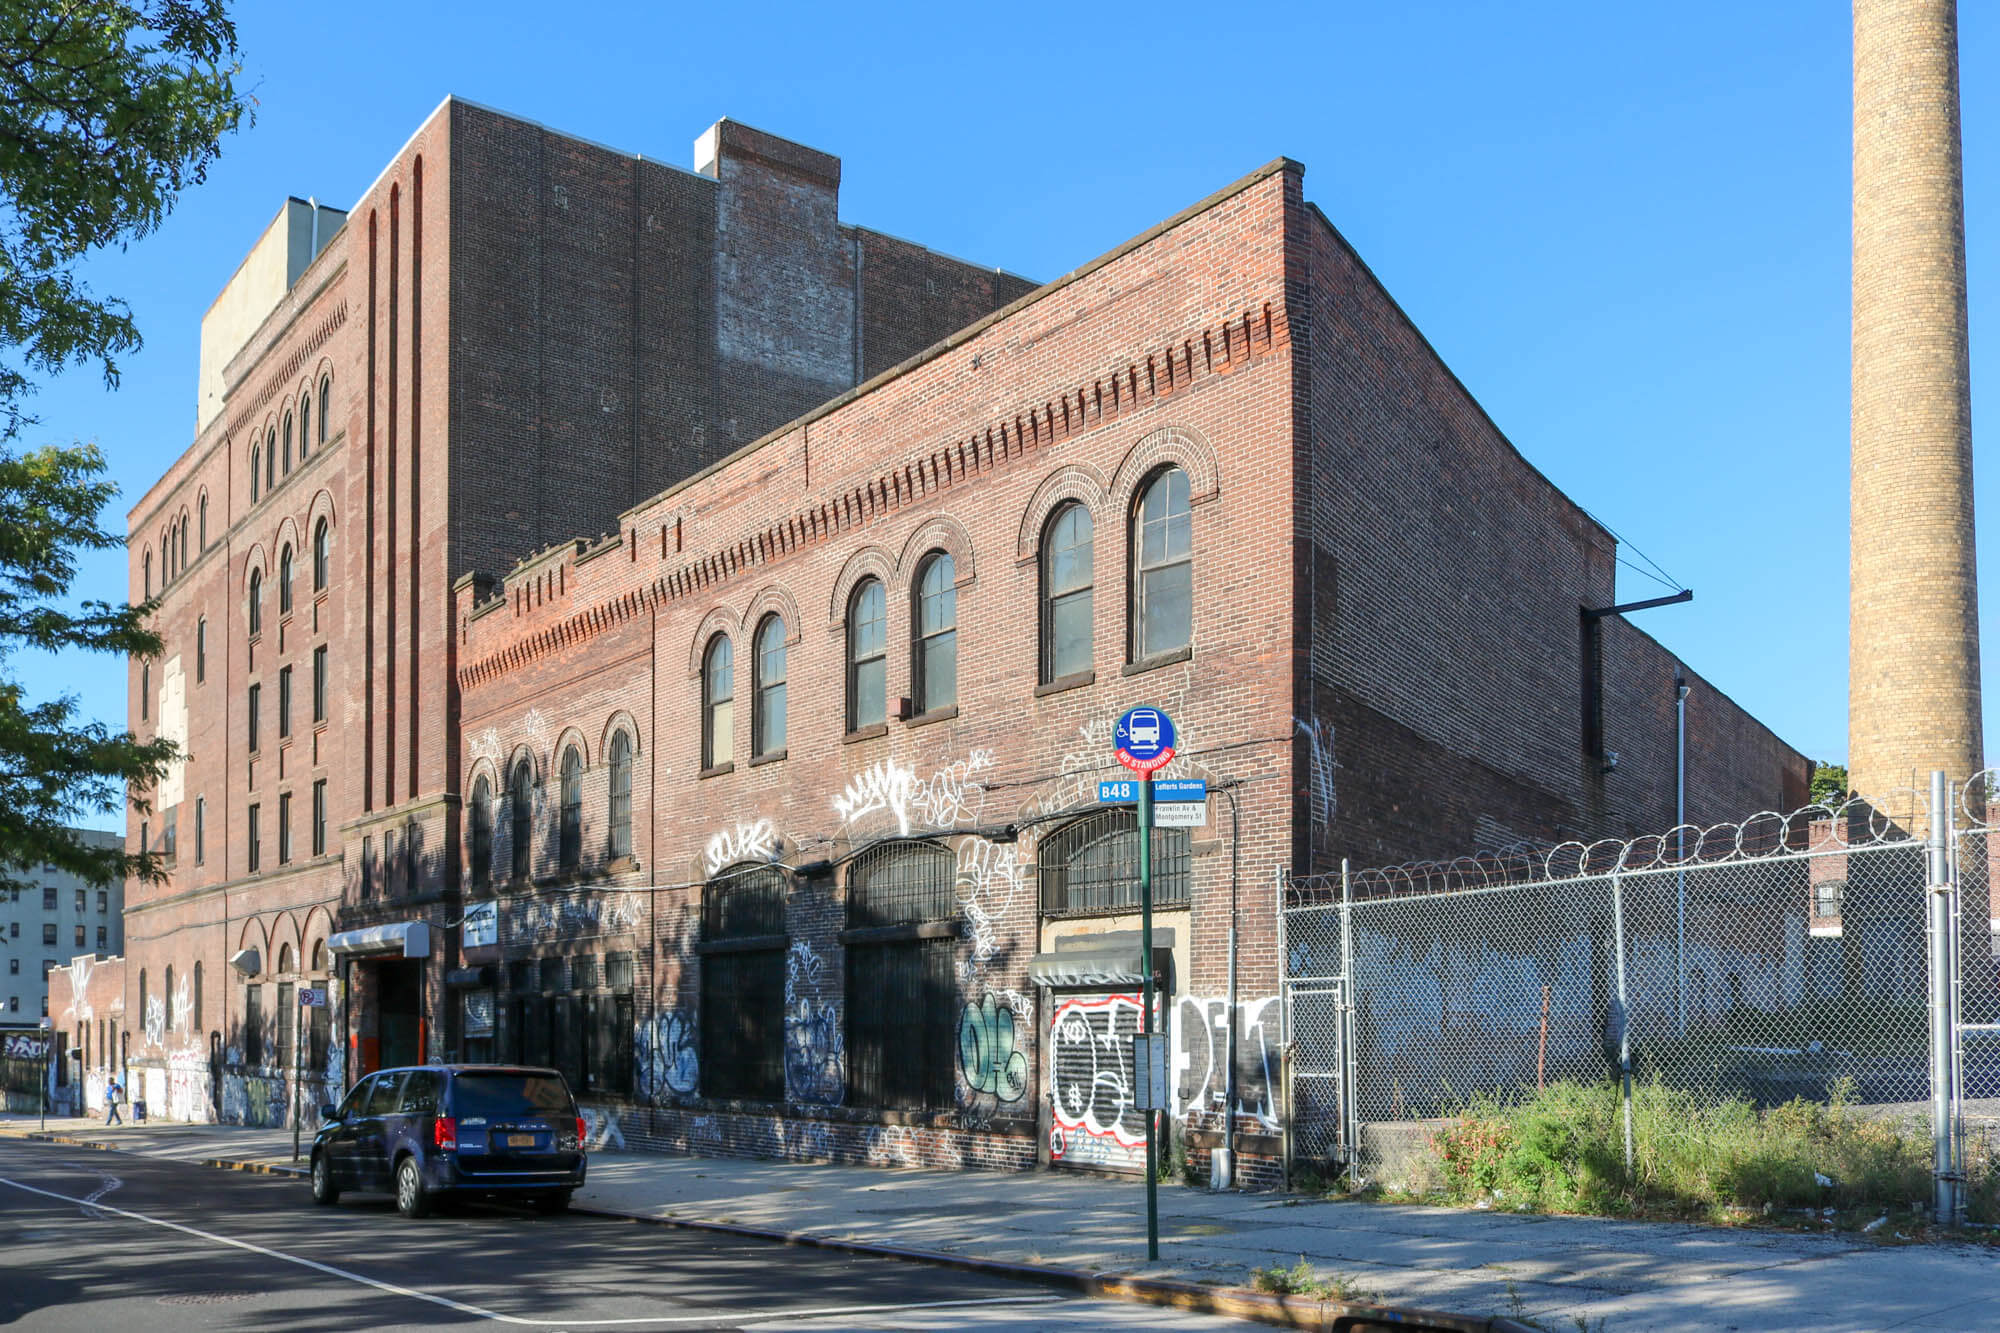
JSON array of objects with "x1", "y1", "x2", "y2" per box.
[{"x1": 507, "y1": 1134, "x2": 536, "y2": 1148}]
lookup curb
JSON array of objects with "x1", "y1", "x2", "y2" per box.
[
  {"x1": 9, "y1": 1129, "x2": 1524, "y2": 1331},
  {"x1": 569, "y1": 1202, "x2": 1533, "y2": 1332},
  {"x1": 14, "y1": 1130, "x2": 306, "y2": 1178}
]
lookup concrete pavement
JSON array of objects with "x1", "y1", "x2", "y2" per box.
[{"x1": 6, "y1": 1113, "x2": 1997, "y2": 1330}]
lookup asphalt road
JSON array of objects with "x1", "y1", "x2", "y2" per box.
[{"x1": 0, "y1": 1138, "x2": 1251, "y2": 1331}]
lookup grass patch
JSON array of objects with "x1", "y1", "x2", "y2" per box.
[
  {"x1": 1424, "y1": 1078, "x2": 1937, "y2": 1222},
  {"x1": 1250, "y1": 1255, "x2": 1376, "y2": 1302}
]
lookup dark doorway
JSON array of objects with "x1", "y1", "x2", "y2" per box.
[{"x1": 379, "y1": 962, "x2": 423, "y2": 1068}]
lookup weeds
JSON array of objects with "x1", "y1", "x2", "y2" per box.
[
  {"x1": 1250, "y1": 1255, "x2": 1375, "y2": 1303},
  {"x1": 1424, "y1": 1078, "x2": 1935, "y2": 1222}
]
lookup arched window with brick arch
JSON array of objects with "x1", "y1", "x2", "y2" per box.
[
  {"x1": 1041, "y1": 502, "x2": 1093, "y2": 684},
  {"x1": 607, "y1": 732, "x2": 633, "y2": 860},
  {"x1": 558, "y1": 746, "x2": 582, "y2": 873},
  {"x1": 179, "y1": 516, "x2": 189, "y2": 570},
  {"x1": 510, "y1": 758, "x2": 532, "y2": 881},
  {"x1": 278, "y1": 545, "x2": 294, "y2": 616},
  {"x1": 248, "y1": 568, "x2": 263, "y2": 637},
  {"x1": 198, "y1": 494, "x2": 208, "y2": 550},
  {"x1": 702, "y1": 634, "x2": 733, "y2": 770},
  {"x1": 143, "y1": 549, "x2": 152, "y2": 600},
  {"x1": 250, "y1": 443, "x2": 261, "y2": 501},
  {"x1": 299, "y1": 392, "x2": 311, "y2": 459},
  {"x1": 1130, "y1": 466, "x2": 1192, "y2": 662},
  {"x1": 752, "y1": 615, "x2": 785, "y2": 758},
  {"x1": 468, "y1": 774, "x2": 493, "y2": 888},
  {"x1": 846, "y1": 579, "x2": 886, "y2": 732},
  {"x1": 265, "y1": 428, "x2": 276, "y2": 493},
  {"x1": 912, "y1": 553, "x2": 955, "y2": 715},
  {"x1": 282, "y1": 412, "x2": 293, "y2": 475},
  {"x1": 318, "y1": 377, "x2": 330, "y2": 444},
  {"x1": 313, "y1": 517, "x2": 330, "y2": 592}
]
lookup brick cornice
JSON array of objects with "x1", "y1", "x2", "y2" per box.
[{"x1": 457, "y1": 301, "x2": 1290, "y2": 690}]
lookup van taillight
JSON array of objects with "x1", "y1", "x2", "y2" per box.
[
  {"x1": 434, "y1": 1116, "x2": 457, "y2": 1151},
  {"x1": 575, "y1": 1116, "x2": 587, "y2": 1149}
]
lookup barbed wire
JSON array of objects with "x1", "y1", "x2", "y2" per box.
[{"x1": 1283, "y1": 785, "x2": 1945, "y2": 907}]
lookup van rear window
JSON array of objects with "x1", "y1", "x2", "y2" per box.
[{"x1": 452, "y1": 1073, "x2": 573, "y2": 1119}]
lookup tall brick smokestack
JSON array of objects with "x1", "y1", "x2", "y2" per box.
[{"x1": 1850, "y1": 0, "x2": 1982, "y2": 802}]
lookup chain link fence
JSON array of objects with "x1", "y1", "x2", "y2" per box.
[{"x1": 1283, "y1": 784, "x2": 2000, "y2": 1222}]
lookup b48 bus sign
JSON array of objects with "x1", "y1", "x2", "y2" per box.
[{"x1": 1114, "y1": 706, "x2": 1176, "y2": 775}]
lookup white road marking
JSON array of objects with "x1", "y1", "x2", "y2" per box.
[
  {"x1": 80, "y1": 1174, "x2": 121, "y2": 1219},
  {"x1": 0, "y1": 1175, "x2": 1066, "y2": 1327}
]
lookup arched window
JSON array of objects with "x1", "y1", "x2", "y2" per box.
[
  {"x1": 278, "y1": 545, "x2": 294, "y2": 615},
  {"x1": 699, "y1": 861, "x2": 788, "y2": 1101},
  {"x1": 248, "y1": 568, "x2": 263, "y2": 637},
  {"x1": 164, "y1": 964, "x2": 176, "y2": 1033},
  {"x1": 845, "y1": 840, "x2": 957, "y2": 1109},
  {"x1": 1131, "y1": 467, "x2": 1193, "y2": 661},
  {"x1": 468, "y1": 775, "x2": 493, "y2": 888},
  {"x1": 558, "y1": 746, "x2": 582, "y2": 873},
  {"x1": 753, "y1": 615, "x2": 786, "y2": 758},
  {"x1": 141, "y1": 662, "x2": 150, "y2": 721},
  {"x1": 1040, "y1": 502, "x2": 1093, "y2": 683},
  {"x1": 313, "y1": 518, "x2": 330, "y2": 591},
  {"x1": 608, "y1": 733, "x2": 633, "y2": 860},
  {"x1": 846, "y1": 578, "x2": 886, "y2": 732},
  {"x1": 510, "y1": 759, "x2": 532, "y2": 881},
  {"x1": 912, "y1": 553, "x2": 956, "y2": 714},
  {"x1": 265, "y1": 428, "x2": 277, "y2": 492},
  {"x1": 1039, "y1": 808, "x2": 1192, "y2": 914},
  {"x1": 192, "y1": 961, "x2": 203, "y2": 1032},
  {"x1": 278, "y1": 944, "x2": 293, "y2": 975},
  {"x1": 250, "y1": 444, "x2": 261, "y2": 501},
  {"x1": 702, "y1": 634, "x2": 733, "y2": 769},
  {"x1": 317, "y1": 378, "x2": 330, "y2": 443},
  {"x1": 179, "y1": 517, "x2": 188, "y2": 570},
  {"x1": 311, "y1": 941, "x2": 326, "y2": 973},
  {"x1": 198, "y1": 494, "x2": 207, "y2": 550},
  {"x1": 143, "y1": 549, "x2": 152, "y2": 600},
  {"x1": 299, "y1": 393, "x2": 311, "y2": 460},
  {"x1": 282, "y1": 413, "x2": 293, "y2": 475}
]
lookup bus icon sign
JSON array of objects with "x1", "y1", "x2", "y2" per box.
[{"x1": 1115, "y1": 706, "x2": 1176, "y2": 775}]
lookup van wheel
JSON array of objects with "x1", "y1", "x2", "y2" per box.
[
  {"x1": 310, "y1": 1153, "x2": 340, "y2": 1206},
  {"x1": 533, "y1": 1191, "x2": 571, "y2": 1215},
  {"x1": 395, "y1": 1157, "x2": 431, "y2": 1219}
]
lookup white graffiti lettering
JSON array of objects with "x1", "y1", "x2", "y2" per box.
[{"x1": 705, "y1": 818, "x2": 777, "y2": 875}]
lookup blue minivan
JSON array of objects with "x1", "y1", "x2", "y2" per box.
[{"x1": 310, "y1": 1064, "x2": 586, "y2": 1218}]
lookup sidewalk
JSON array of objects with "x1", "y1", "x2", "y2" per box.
[{"x1": 6, "y1": 1114, "x2": 1998, "y2": 1330}]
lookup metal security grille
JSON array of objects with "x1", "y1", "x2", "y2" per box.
[
  {"x1": 845, "y1": 936, "x2": 955, "y2": 1110},
  {"x1": 704, "y1": 865, "x2": 788, "y2": 937},
  {"x1": 701, "y1": 862, "x2": 787, "y2": 1102},
  {"x1": 700, "y1": 950, "x2": 784, "y2": 1102},
  {"x1": 847, "y1": 841, "x2": 954, "y2": 927},
  {"x1": 1039, "y1": 810, "x2": 1191, "y2": 915},
  {"x1": 1284, "y1": 792, "x2": 1961, "y2": 1200}
]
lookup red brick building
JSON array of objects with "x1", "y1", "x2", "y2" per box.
[
  {"x1": 113, "y1": 101, "x2": 1033, "y2": 1135},
  {"x1": 112, "y1": 102, "x2": 1807, "y2": 1185}
]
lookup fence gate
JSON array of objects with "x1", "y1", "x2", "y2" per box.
[{"x1": 1283, "y1": 976, "x2": 1351, "y2": 1170}]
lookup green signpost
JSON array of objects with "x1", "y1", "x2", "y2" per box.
[{"x1": 1113, "y1": 706, "x2": 1176, "y2": 1263}]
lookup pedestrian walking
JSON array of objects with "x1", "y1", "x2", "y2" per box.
[{"x1": 104, "y1": 1077, "x2": 123, "y2": 1125}]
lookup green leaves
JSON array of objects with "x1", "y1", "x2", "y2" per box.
[
  {"x1": 0, "y1": 443, "x2": 174, "y2": 892},
  {"x1": 0, "y1": 2, "x2": 247, "y2": 891},
  {"x1": 0, "y1": 0, "x2": 246, "y2": 439}
]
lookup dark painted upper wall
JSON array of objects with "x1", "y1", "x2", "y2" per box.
[{"x1": 446, "y1": 106, "x2": 1036, "y2": 586}]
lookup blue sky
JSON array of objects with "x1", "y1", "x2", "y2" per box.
[{"x1": 15, "y1": 2, "x2": 1996, "y2": 830}]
